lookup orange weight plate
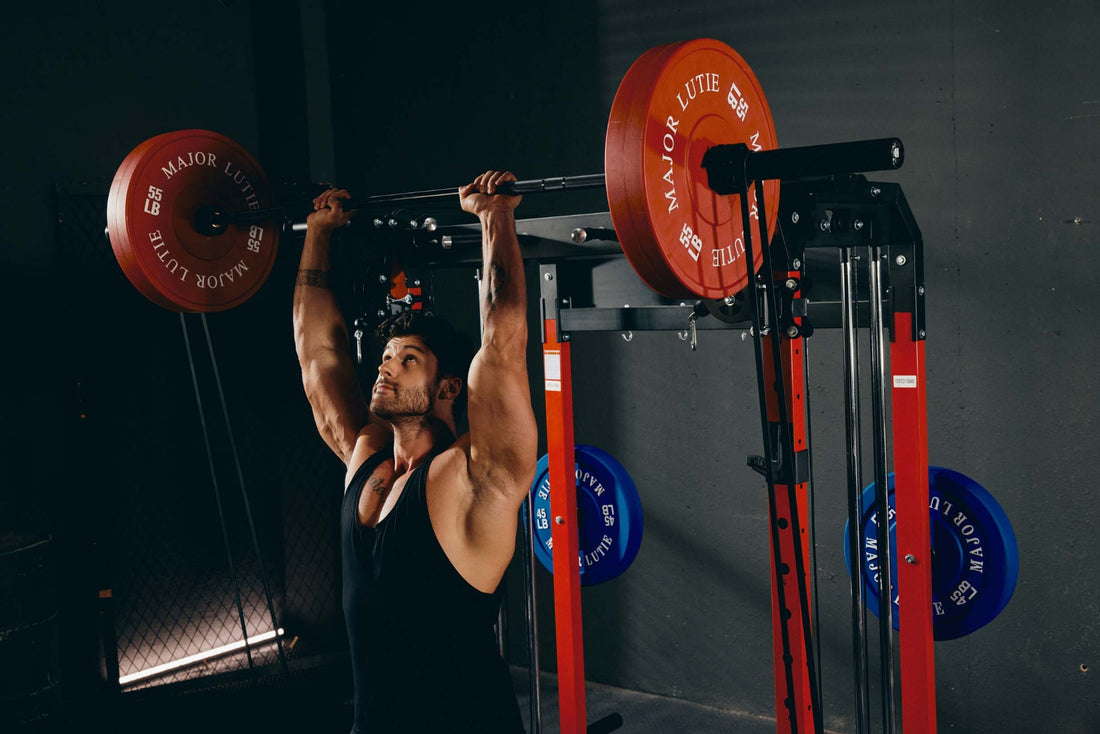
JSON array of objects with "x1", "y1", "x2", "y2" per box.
[
  {"x1": 606, "y1": 39, "x2": 779, "y2": 299},
  {"x1": 106, "y1": 129, "x2": 279, "y2": 312}
]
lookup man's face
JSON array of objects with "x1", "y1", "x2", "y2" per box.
[{"x1": 370, "y1": 336, "x2": 439, "y2": 421}]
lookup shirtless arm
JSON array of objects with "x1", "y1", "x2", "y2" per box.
[
  {"x1": 293, "y1": 189, "x2": 392, "y2": 483},
  {"x1": 459, "y1": 172, "x2": 539, "y2": 510}
]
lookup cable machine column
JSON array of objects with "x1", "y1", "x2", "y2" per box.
[
  {"x1": 540, "y1": 263, "x2": 587, "y2": 734},
  {"x1": 886, "y1": 221, "x2": 936, "y2": 734}
]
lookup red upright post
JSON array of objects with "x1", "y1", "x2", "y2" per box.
[
  {"x1": 890, "y1": 311, "x2": 937, "y2": 733},
  {"x1": 760, "y1": 272, "x2": 818, "y2": 734},
  {"x1": 542, "y1": 322, "x2": 587, "y2": 734}
]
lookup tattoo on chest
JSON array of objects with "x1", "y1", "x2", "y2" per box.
[
  {"x1": 296, "y1": 269, "x2": 330, "y2": 288},
  {"x1": 367, "y1": 475, "x2": 386, "y2": 496}
]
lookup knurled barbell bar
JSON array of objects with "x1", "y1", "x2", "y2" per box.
[
  {"x1": 206, "y1": 173, "x2": 611, "y2": 229},
  {"x1": 105, "y1": 38, "x2": 903, "y2": 313}
]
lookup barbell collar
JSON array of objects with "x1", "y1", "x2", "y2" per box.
[{"x1": 570, "y1": 227, "x2": 619, "y2": 244}]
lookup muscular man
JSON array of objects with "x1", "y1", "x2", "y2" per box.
[{"x1": 293, "y1": 172, "x2": 537, "y2": 733}]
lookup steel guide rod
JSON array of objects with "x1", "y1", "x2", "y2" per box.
[
  {"x1": 521, "y1": 499, "x2": 543, "y2": 734},
  {"x1": 867, "y1": 245, "x2": 898, "y2": 733},
  {"x1": 841, "y1": 247, "x2": 872, "y2": 734}
]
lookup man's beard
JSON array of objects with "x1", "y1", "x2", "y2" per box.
[{"x1": 370, "y1": 382, "x2": 434, "y2": 423}]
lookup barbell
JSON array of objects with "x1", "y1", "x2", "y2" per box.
[{"x1": 105, "y1": 38, "x2": 903, "y2": 313}]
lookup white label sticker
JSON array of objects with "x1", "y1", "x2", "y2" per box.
[
  {"x1": 893, "y1": 375, "x2": 918, "y2": 388},
  {"x1": 545, "y1": 379, "x2": 561, "y2": 393},
  {"x1": 544, "y1": 352, "x2": 561, "y2": 380}
]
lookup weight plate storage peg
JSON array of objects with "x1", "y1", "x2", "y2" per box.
[
  {"x1": 529, "y1": 445, "x2": 644, "y2": 586},
  {"x1": 844, "y1": 466, "x2": 1020, "y2": 640},
  {"x1": 106, "y1": 129, "x2": 280, "y2": 312},
  {"x1": 605, "y1": 38, "x2": 780, "y2": 300}
]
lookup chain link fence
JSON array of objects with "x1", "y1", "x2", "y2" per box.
[{"x1": 54, "y1": 184, "x2": 348, "y2": 692}]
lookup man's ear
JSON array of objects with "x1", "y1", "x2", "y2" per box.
[{"x1": 437, "y1": 376, "x2": 463, "y2": 402}]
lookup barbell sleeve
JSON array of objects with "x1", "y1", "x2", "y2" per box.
[
  {"x1": 746, "y1": 137, "x2": 903, "y2": 181},
  {"x1": 702, "y1": 137, "x2": 904, "y2": 194}
]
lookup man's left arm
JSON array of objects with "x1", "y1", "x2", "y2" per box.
[{"x1": 460, "y1": 171, "x2": 539, "y2": 507}]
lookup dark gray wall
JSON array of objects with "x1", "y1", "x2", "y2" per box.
[
  {"x1": 0, "y1": 0, "x2": 343, "y2": 718},
  {"x1": 0, "y1": 0, "x2": 263, "y2": 695},
  {"x1": 327, "y1": 1, "x2": 1098, "y2": 732},
  {"x1": 1, "y1": 1, "x2": 1097, "y2": 732}
]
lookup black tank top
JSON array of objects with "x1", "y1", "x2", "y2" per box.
[{"x1": 341, "y1": 450, "x2": 524, "y2": 734}]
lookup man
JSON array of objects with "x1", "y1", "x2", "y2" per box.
[{"x1": 293, "y1": 172, "x2": 538, "y2": 733}]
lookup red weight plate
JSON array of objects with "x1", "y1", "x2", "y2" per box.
[
  {"x1": 605, "y1": 43, "x2": 685, "y2": 298},
  {"x1": 106, "y1": 129, "x2": 279, "y2": 312},
  {"x1": 606, "y1": 39, "x2": 779, "y2": 300},
  {"x1": 108, "y1": 134, "x2": 176, "y2": 310},
  {"x1": 108, "y1": 130, "x2": 217, "y2": 312}
]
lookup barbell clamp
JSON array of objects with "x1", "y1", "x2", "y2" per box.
[
  {"x1": 685, "y1": 300, "x2": 711, "y2": 352},
  {"x1": 352, "y1": 316, "x2": 372, "y2": 365},
  {"x1": 746, "y1": 454, "x2": 772, "y2": 479},
  {"x1": 570, "y1": 226, "x2": 619, "y2": 244}
]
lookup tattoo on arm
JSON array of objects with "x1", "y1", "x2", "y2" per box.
[
  {"x1": 367, "y1": 475, "x2": 386, "y2": 497},
  {"x1": 296, "y1": 269, "x2": 330, "y2": 289},
  {"x1": 485, "y1": 262, "x2": 507, "y2": 311}
]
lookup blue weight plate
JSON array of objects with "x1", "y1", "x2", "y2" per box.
[
  {"x1": 529, "y1": 444, "x2": 644, "y2": 586},
  {"x1": 844, "y1": 466, "x2": 1018, "y2": 640}
]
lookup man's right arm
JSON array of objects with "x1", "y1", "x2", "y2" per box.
[{"x1": 293, "y1": 189, "x2": 390, "y2": 470}]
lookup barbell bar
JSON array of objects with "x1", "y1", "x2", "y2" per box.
[
  {"x1": 199, "y1": 173, "x2": 609, "y2": 231},
  {"x1": 105, "y1": 38, "x2": 904, "y2": 313},
  {"x1": 215, "y1": 134, "x2": 904, "y2": 230}
]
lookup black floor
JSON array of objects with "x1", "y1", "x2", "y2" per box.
[
  {"x1": 512, "y1": 667, "x2": 782, "y2": 734},
  {"x1": 29, "y1": 660, "x2": 793, "y2": 733}
]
